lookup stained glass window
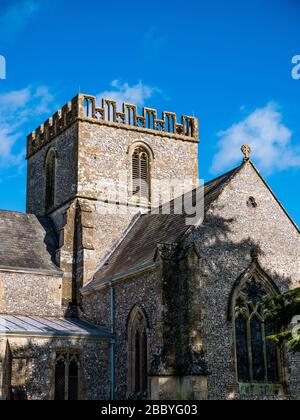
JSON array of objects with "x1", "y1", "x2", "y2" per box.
[
  {"x1": 250, "y1": 316, "x2": 265, "y2": 381},
  {"x1": 235, "y1": 316, "x2": 249, "y2": 382},
  {"x1": 235, "y1": 278, "x2": 280, "y2": 384},
  {"x1": 265, "y1": 322, "x2": 279, "y2": 383}
]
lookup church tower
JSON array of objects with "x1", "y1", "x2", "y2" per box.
[{"x1": 26, "y1": 94, "x2": 199, "y2": 312}]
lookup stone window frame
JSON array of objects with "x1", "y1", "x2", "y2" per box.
[
  {"x1": 0, "y1": 342, "x2": 29, "y2": 401},
  {"x1": 44, "y1": 148, "x2": 57, "y2": 213},
  {"x1": 10, "y1": 356, "x2": 28, "y2": 400},
  {"x1": 0, "y1": 340, "x2": 11, "y2": 400},
  {"x1": 50, "y1": 349, "x2": 85, "y2": 401},
  {"x1": 228, "y1": 262, "x2": 285, "y2": 395},
  {"x1": 126, "y1": 305, "x2": 150, "y2": 399},
  {"x1": 127, "y1": 142, "x2": 154, "y2": 205}
]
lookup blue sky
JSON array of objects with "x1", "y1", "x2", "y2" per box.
[{"x1": 0, "y1": 0, "x2": 299, "y2": 225}]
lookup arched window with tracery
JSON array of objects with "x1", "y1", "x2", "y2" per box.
[
  {"x1": 54, "y1": 353, "x2": 81, "y2": 400},
  {"x1": 127, "y1": 307, "x2": 148, "y2": 398},
  {"x1": 233, "y1": 275, "x2": 281, "y2": 385},
  {"x1": 45, "y1": 149, "x2": 56, "y2": 212},
  {"x1": 132, "y1": 147, "x2": 150, "y2": 202}
]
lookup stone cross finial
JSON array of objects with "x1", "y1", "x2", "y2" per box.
[{"x1": 241, "y1": 144, "x2": 251, "y2": 162}]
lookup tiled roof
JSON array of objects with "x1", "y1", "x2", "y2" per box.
[
  {"x1": 0, "y1": 315, "x2": 111, "y2": 338},
  {"x1": 83, "y1": 166, "x2": 241, "y2": 292},
  {"x1": 0, "y1": 211, "x2": 61, "y2": 274}
]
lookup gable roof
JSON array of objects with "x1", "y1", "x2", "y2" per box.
[
  {"x1": 82, "y1": 165, "x2": 242, "y2": 293},
  {"x1": 0, "y1": 210, "x2": 62, "y2": 275}
]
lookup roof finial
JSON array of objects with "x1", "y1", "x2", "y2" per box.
[{"x1": 241, "y1": 144, "x2": 251, "y2": 162}]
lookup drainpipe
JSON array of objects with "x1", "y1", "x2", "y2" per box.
[{"x1": 109, "y1": 282, "x2": 116, "y2": 401}]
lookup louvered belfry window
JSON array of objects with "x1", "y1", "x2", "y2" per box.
[{"x1": 132, "y1": 147, "x2": 150, "y2": 201}]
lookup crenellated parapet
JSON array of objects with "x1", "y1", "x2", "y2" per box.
[
  {"x1": 27, "y1": 96, "x2": 79, "y2": 159},
  {"x1": 27, "y1": 94, "x2": 199, "y2": 158}
]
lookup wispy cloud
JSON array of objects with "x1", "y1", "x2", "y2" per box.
[
  {"x1": 141, "y1": 27, "x2": 167, "y2": 60},
  {"x1": 97, "y1": 80, "x2": 160, "y2": 109},
  {"x1": 211, "y1": 102, "x2": 300, "y2": 175},
  {"x1": 0, "y1": 0, "x2": 40, "y2": 39},
  {"x1": 0, "y1": 86, "x2": 55, "y2": 169}
]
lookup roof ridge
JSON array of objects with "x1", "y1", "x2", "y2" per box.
[
  {"x1": 173, "y1": 164, "x2": 244, "y2": 243},
  {"x1": 83, "y1": 164, "x2": 245, "y2": 293},
  {"x1": 148, "y1": 164, "x2": 243, "y2": 215}
]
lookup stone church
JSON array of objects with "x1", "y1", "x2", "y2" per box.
[{"x1": 0, "y1": 94, "x2": 299, "y2": 400}]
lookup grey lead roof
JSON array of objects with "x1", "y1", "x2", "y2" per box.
[
  {"x1": 83, "y1": 166, "x2": 241, "y2": 292},
  {"x1": 0, "y1": 315, "x2": 111, "y2": 338},
  {"x1": 0, "y1": 210, "x2": 61, "y2": 274}
]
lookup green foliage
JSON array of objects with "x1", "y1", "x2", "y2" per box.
[{"x1": 264, "y1": 287, "x2": 300, "y2": 353}]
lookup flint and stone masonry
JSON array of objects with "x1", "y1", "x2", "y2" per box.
[{"x1": 0, "y1": 93, "x2": 298, "y2": 400}]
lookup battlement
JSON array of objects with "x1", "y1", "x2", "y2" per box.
[{"x1": 27, "y1": 94, "x2": 199, "y2": 158}]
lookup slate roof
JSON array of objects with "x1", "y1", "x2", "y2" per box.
[
  {"x1": 83, "y1": 165, "x2": 241, "y2": 292},
  {"x1": 0, "y1": 210, "x2": 61, "y2": 274},
  {"x1": 0, "y1": 315, "x2": 111, "y2": 338}
]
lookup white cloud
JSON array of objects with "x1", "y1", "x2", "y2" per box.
[
  {"x1": 0, "y1": 88, "x2": 30, "y2": 110},
  {"x1": 211, "y1": 103, "x2": 300, "y2": 175},
  {"x1": 97, "y1": 80, "x2": 159, "y2": 110},
  {"x1": 0, "y1": 86, "x2": 54, "y2": 168},
  {"x1": 0, "y1": 0, "x2": 40, "y2": 39}
]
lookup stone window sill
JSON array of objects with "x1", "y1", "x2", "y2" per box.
[{"x1": 239, "y1": 383, "x2": 284, "y2": 397}]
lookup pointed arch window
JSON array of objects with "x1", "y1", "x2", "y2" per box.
[
  {"x1": 54, "y1": 353, "x2": 81, "y2": 400},
  {"x1": 45, "y1": 149, "x2": 56, "y2": 212},
  {"x1": 127, "y1": 307, "x2": 148, "y2": 398},
  {"x1": 132, "y1": 147, "x2": 150, "y2": 202},
  {"x1": 234, "y1": 278, "x2": 280, "y2": 384}
]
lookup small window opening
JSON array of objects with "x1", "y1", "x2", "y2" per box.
[{"x1": 247, "y1": 197, "x2": 257, "y2": 208}]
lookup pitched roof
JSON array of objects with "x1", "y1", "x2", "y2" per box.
[
  {"x1": 83, "y1": 165, "x2": 241, "y2": 293},
  {"x1": 0, "y1": 210, "x2": 61, "y2": 274},
  {"x1": 0, "y1": 315, "x2": 111, "y2": 338}
]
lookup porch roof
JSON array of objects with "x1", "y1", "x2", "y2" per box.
[{"x1": 0, "y1": 315, "x2": 112, "y2": 339}]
